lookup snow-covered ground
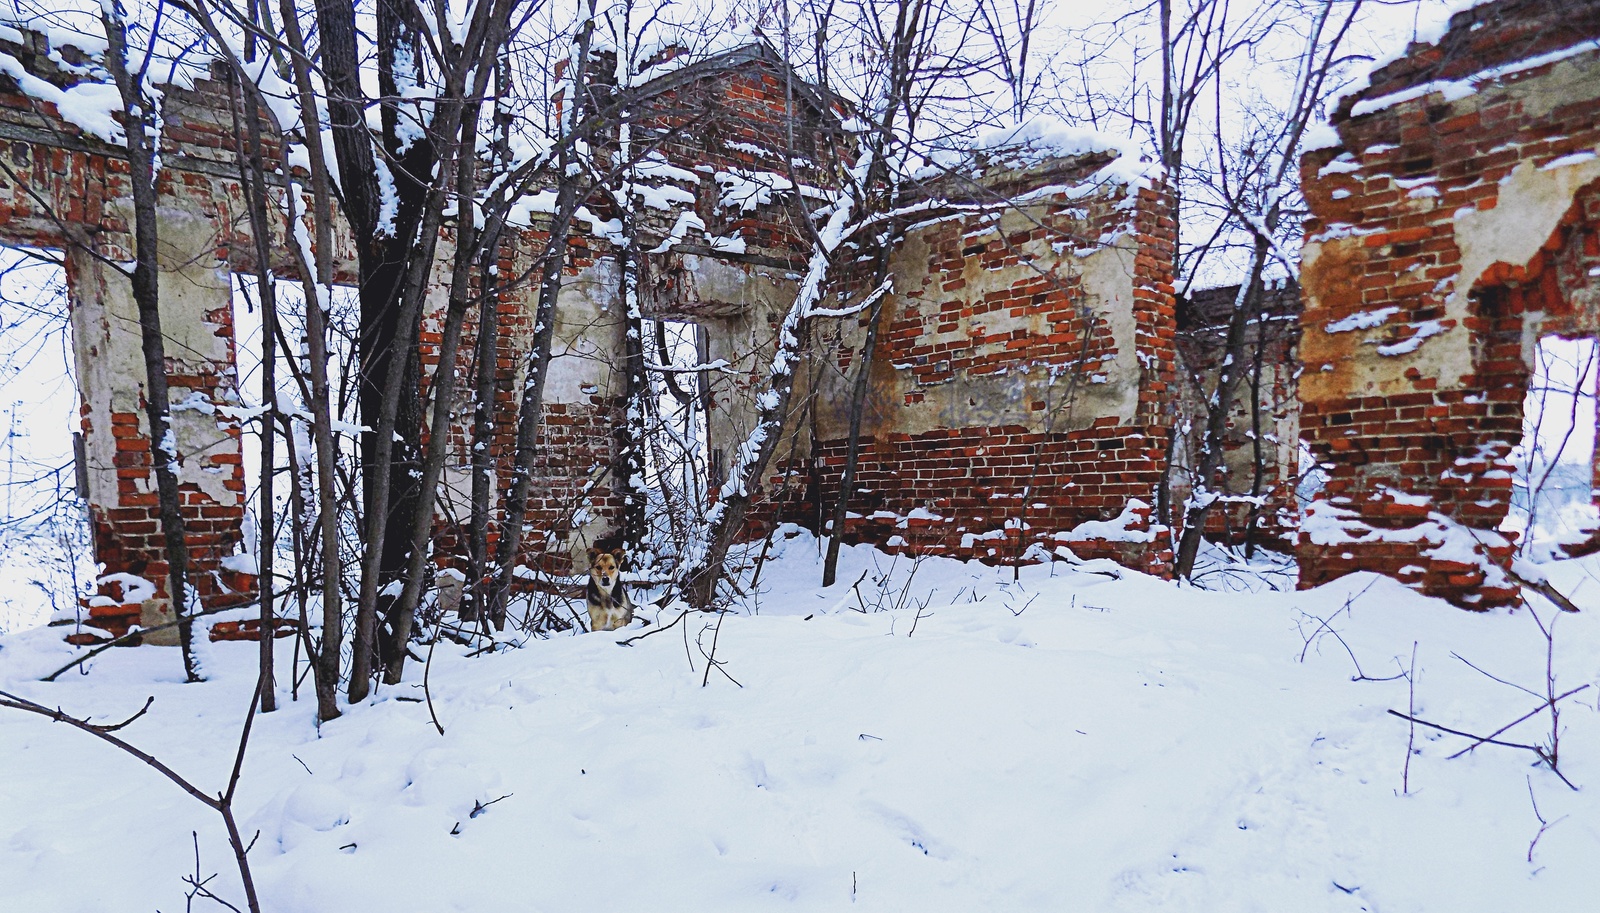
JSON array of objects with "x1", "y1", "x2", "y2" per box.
[{"x1": 2, "y1": 532, "x2": 1597, "y2": 912}]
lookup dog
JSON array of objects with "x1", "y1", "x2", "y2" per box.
[{"x1": 584, "y1": 548, "x2": 634, "y2": 632}]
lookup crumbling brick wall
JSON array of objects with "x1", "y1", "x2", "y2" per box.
[
  {"x1": 2, "y1": 26, "x2": 1186, "y2": 642},
  {"x1": 0, "y1": 30, "x2": 264, "y2": 639},
  {"x1": 785, "y1": 151, "x2": 1178, "y2": 573},
  {"x1": 1298, "y1": 0, "x2": 1600, "y2": 607}
]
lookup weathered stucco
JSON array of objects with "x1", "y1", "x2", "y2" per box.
[{"x1": 1297, "y1": 0, "x2": 1600, "y2": 606}]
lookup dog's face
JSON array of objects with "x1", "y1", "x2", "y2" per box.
[{"x1": 588, "y1": 549, "x2": 622, "y2": 588}]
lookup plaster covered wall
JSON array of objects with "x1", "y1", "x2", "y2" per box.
[
  {"x1": 785, "y1": 153, "x2": 1178, "y2": 572},
  {"x1": 0, "y1": 30, "x2": 270, "y2": 639}
]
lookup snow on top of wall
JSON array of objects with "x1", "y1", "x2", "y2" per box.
[
  {"x1": 0, "y1": 22, "x2": 124, "y2": 144},
  {"x1": 1060, "y1": 499, "x2": 1158, "y2": 544},
  {"x1": 974, "y1": 116, "x2": 1142, "y2": 166},
  {"x1": 1347, "y1": 31, "x2": 1600, "y2": 120},
  {"x1": 971, "y1": 116, "x2": 1159, "y2": 196},
  {"x1": 622, "y1": 28, "x2": 769, "y2": 87},
  {"x1": 1302, "y1": 122, "x2": 1342, "y2": 152},
  {"x1": 1358, "y1": 0, "x2": 1476, "y2": 80}
]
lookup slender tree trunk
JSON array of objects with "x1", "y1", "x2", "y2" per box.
[
  {"x1": 1241, "y1": 309, "x2": 1270, "y2": 559},
  {"x1": 465, "y1": 125, "x2": 511, "y2": 624},
  {"x1": 278, "y1": 0, "x2": 352, "y2": 721},
  {"x1": 618, "y1": 242, "x2": 651, "y2": 555},
  {"x1": 463, "y1": 61, "x2": 514, "y2": 625},
  {"x1": 230, "y1": 66, "x2": 280, "y2": 712},
  {"x1": 101, "y1": 4, "x2": 200, "y2": 682},
  {"x1": 821, "y1": 250, "x2": 891, "y2": 586},
  {"x1": 486, "y1": 6, "x2": 599, "y2": 628}
]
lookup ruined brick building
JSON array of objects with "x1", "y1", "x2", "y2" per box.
[
  {"x1": 3, "y1": 0, "x2": 1597, "y2": 642},
  {"x1": 1298, "y1": 0, "x2": 1600, "y2": 607}
]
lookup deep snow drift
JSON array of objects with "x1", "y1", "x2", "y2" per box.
[{"x1": 2, "y1": 533, "x2": 1597, "y2": 912}]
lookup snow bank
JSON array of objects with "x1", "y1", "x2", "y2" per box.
[{"x1": 2, "y1": 533, "x2": 1597, "y2": 911}]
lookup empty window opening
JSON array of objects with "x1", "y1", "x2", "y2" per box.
[
  {"x1": 642, "y1": 319, "x2": 714, "y2": 559},
  {"x1": 1504, "y1": 335, "x2": 1598, "y2": 559},
  {"x1": 0, "y1": 250, "x2": 91, "y2": 634}
]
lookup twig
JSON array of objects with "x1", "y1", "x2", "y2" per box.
[
  {"x1": 1525, "y1": 775, "x2": 1566, "y2": 865},
  {"x1": 1403, "y1": 642, "x2": 1416, "y2": 795},
  {"x1": 1296, "y1": 609, "x2": 1404, "y2": 682},
  {"x1": 0, "y1": 689, "x2": 220, "y2": 809},
  {"x1": 1008, "y1": 593, "x2": 1038, "y2": 617},
  {"x1": 1445, "y1": 685, "x2": 1590, "y2": 760},
  {"x1": 1451, "y1": 651, "x2": 1542, "y2": 700},
  {"x1": 698, "y1": 611, "x2": 741, "y2": 688},
  {"x1": 91, "y1": 695, "x2": 155, "y2": 733},
  {"x1": 617, "y1": 608, "x2": 689, "y2": 646},
  {"x1": 184, "y1": 831, "x2": 244, "y2": 913},
  {"x1": 1385, "y1": 709, "x2": 1539, "y2": 751},
  {"x1": 423, "y1": 634, "x2": 445, "y2": 736},
  {"x1": 907, "y1": 604, "x2": 931, "y2": 637},
  {"x1": 469, "y1": 793, "x2": 513, "y2": 818}
]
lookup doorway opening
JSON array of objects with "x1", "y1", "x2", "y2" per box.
[{"x1": 1504, "y1": 334, "x2": 1599, "y2": 559}]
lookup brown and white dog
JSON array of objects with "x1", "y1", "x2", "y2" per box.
[{"x1": 584, "y1": 548, "x2": 633, "y2": 632}]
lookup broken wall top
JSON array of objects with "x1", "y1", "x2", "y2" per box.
[{"x1": 1300, "y1": 0, "x2": 1600, "y2": 404}]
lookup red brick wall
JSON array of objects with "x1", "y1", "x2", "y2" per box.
[
  {"x1": 782, "y1": 157, "x2": 1178, "y2": 574},
  {"x1": 1298, "y1": 0, "x2": 1600, "y2": 607},
  {"x1": 0, "y1": 33, "x2": 259, "y2": 635}
]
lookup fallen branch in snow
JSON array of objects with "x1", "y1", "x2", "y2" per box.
[
  {"x1": 1384, "y1": 709, "x2": 1541, "y2": 752},
  {"x1": 1505, "y1": 567, "x2": 1583, "y2": 614},
  {"x1": 1387, "y1": 680, "x2": 1588, "y2": 793},
  {"x1": 618, "y1": 608, "x2": 690, "y2": 646},
  {"x1": 0, "y1": 676, "x2": 267, "y2": 912},
  {"x1": 1439, "y1": 685, "x2": 1592, "y2": 764}
]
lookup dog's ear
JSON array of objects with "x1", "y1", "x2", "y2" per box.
[
  {"x1": 611, "y1": 548, "x2": 624, "y2": 562},
  {"x1": 585, "y1": 546, "x2": 598, "y2": 562}
]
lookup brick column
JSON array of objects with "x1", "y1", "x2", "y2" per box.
[{"x1": 67, "y1": 206, "x2": 252, "y2": 642}]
